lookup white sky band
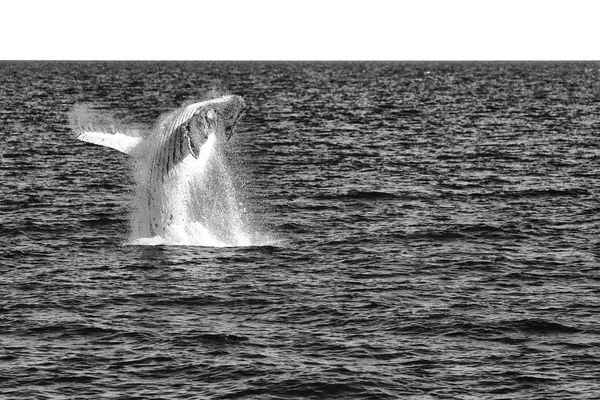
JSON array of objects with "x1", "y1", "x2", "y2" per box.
[{"x1": 2, "y1": 1, "x2": 598, "y2": 60}]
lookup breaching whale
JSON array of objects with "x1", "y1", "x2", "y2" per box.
[{"x1": 77, "y1": 95, "x2": 247, "y2": 242}]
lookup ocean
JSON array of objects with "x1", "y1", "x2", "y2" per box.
[{"x1": 1, "y1": 61, "x2": 600, "y2": 399}]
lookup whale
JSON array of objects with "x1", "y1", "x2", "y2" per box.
[
  {"x1": 77, "y1": 94, "x2": 245, "y2": 163},
  {"x1": 77, "y1": 95, "x2": 246, "y2": 239}
]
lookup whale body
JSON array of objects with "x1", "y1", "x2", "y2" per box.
[{"x1": 77, "y1": 95, "x2": 247, "y2": 240}]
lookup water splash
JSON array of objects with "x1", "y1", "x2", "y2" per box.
[
  {"x1": 129, "y1": 134, "x2": 261, "y2": 247},
  {"x1": 69, "y1": 103, "x2": 144, "y2": 139}
]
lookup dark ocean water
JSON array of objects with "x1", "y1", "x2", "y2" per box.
[{"x1": 2, "y1": 61, "x2": 600, "y2": 399}]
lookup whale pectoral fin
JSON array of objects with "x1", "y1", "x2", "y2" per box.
[
  {"x1": 182, "y1": 125, "x2": 203, "y2": 159},
  {"x1": 78, "y1": 131, "x2": 142, "y2": 155}
]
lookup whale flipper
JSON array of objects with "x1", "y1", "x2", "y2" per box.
[{"x1": 77, "y1": 131, "x2": 142, "y2": 155}]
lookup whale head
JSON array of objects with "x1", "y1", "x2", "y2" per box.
[{"x1": 184, "y1": 95, "x2": 246, "y2": 158}]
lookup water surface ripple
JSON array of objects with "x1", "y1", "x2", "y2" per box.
[{"x1": 1, "y1": 61, "x2": 600, "y2": 399}]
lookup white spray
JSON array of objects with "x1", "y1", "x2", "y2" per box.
[{"x1": 130, "y1": 133, "x2": 252, "y2": 247}]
